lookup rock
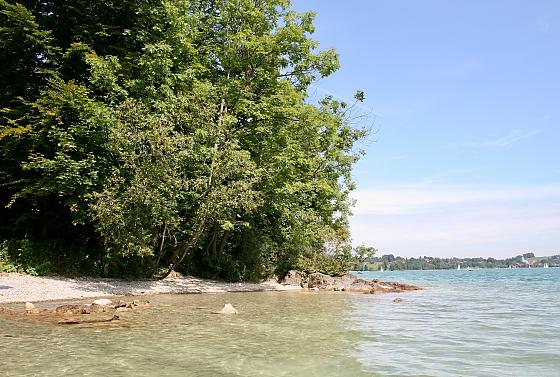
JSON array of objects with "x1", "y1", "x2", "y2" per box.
[
  {"x1": 55, "y1": 304, "x2": 93, "y2": 315},
  {"x1": 306, "y1": 272, "x2": 421, "y2": 294},
  {"x1": 25, "y1": 302, "x2": 39, "y2": 314},
  {"x1": 90, "y1": 303, "x2": 110, "y2": 313},
  {"x1": 55, "y1": 304, "x2": 78, "y2": 314},
  {"x1": 307, "y1": 272, "x2": 336, "y2": 290},
  {"x1": 393, "y1": 297, "x2": 403, "y2": 303},
  {"x1": 165, "y1": 270, "x2": 183, "y2": 279},
  {"x1": 0, "y1": 307, "x2": 17, "y2": 314},
  {"x1": 58, "y1": 315, "x2": 119, "y2": 325},
  {"x1": 113, "y1": 300, "x2": 127, "y2": 308},
  {"x1": 92, "y1": 299, "x2": 112, "y2": 306},
  {"x1": 281, "y1": 270, "x2": 304, "y2": 287},
  {"x1": 219, "y1": 303, "x2": 238, "y2": 314}
]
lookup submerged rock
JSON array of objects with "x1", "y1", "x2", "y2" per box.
[
  {"x1": 58, "y1": 314, "x2": 119, "y2": 325},
  {"x1": 55, "y1": 304, "x2": 91, "y2": 315},
  {"x1": 0, "y1": 298, "x2": 150, "y2": 327},
  {"x1": 393, "y1": 297, "x2": 403, "y2": 303}
]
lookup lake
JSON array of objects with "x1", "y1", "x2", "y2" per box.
[{"x1": 1, "y1": 268, "x2": 559, "y2": 376}]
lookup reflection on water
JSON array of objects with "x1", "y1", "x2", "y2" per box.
[{"x1": 2, "y1": 269, "x2": 560, "y2": 376}]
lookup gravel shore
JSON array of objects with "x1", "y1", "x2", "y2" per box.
[{"x1": 0, "y1": 273, "x2": 301, "y2": 304}]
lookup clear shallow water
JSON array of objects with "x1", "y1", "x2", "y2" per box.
[{"x1": 1, "y1": 269, "x2": 559, "y2": 376}]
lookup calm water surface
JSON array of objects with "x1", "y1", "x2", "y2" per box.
[{"x1": 1, "y1": 268, "x2": 559, "y2": 376}]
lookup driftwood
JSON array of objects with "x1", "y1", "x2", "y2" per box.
[{"x1": 58, "y1": 314, "x2": 119, "y2": 325}]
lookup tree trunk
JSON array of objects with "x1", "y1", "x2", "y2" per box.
[
  {"x1": 160, "y1": 78, "x2": 229, "y2": 280},
  {"x1": 218, "y1": 230, "x2": 229, "y2": 258}
]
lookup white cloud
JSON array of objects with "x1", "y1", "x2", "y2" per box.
[
  {"x1": 441, "y1": 59, "x2": 483, "y2": 78},
  {"x1": 447, "y1": 129, "x2": 541, "y2": 149},
  {"x1": 535, "y1": 17, "x2": 552, "y2": 33},
  {"x1": 350, "y1": 183, "x2": 560, "y2": 258},
  {"x1": 352, "y1": 184, "x2": 560, "y2": 215}
]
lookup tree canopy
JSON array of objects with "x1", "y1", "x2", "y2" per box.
[{"x1": 0, "y1": 0, "x2": 366, "y2": 279}]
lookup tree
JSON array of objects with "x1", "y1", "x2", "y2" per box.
[{"x1": 0, "y1": 0, "x2": 366, "y2": 279}]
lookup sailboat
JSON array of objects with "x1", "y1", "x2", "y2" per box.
[
  {"x1": 544, "y1": 263, "x2": 549, "y2": 269},
  {"x1": 380, "y1": 266, "x2": 383, "y2": 272},
  {"x1": 457, "y1": 264, "x2": 461, "y2": 270}
]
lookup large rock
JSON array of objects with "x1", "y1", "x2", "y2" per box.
[
  {"x1": 306, "y1": 272, "x2": 421, "y2": 294},
  {"x1": 307, "y1": 272, "x2": 336, "y2": 290},
  {"x1": 281, "y1": 270, "x2": 304, "y2": 287}
]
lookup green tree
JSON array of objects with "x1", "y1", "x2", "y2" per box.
[{"x1": 1, "y1": 0, "x2": 366, "y2": 279}]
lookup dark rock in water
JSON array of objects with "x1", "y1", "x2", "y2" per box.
[
  {"x1": 281, "y1": 270, "x2": 305, "y2": 287},
  {"x1": 393, "y1": 297, "x2": 403, "y2": 302},
  {"x1": 0, "y1": 285, "x2": 12, "y2": 290}
]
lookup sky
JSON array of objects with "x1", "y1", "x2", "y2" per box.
[{"x1": 293, "y1": 0, "x2": 560, "y2": 258}]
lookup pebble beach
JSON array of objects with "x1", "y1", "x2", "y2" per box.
[{"x1": 0, "y1": 272, "x2": 301, "y2": 304}]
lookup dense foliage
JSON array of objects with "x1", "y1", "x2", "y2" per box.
[{"x1": 0, "y1": 0, "x2": 365, "y2": 279}]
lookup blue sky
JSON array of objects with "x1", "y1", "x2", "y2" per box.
[{"x1": 293, "y1": 1, "x2": 560, "y2": 258}]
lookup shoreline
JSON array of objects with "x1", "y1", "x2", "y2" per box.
[{"x1": 0, "y1": 272, "x2": 302, "y2": 304}]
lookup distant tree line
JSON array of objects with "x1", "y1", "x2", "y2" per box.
[
  {"x1": 353, "y1": 252, "x2": 560, "y2": 271},
  {"x1": 0, "y1": 0, "x2": 366, "y2": 279}
]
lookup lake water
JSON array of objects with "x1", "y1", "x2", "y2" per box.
[{"x1": 1, "y1": 268, "x2": 559, "y2": 376}]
